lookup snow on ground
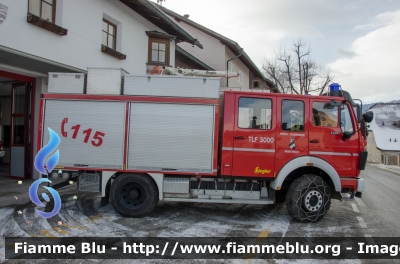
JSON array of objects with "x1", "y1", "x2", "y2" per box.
[
  {"x1": 368, "y1": 163, "x2": 400, "y2": 175},
  {"x1": 367, "y1": 104, "x2": 400, "y2": 151}
]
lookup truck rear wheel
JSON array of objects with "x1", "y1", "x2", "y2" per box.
[
  {"x1": 110, "y1": 173, "x2": 158, "y2": 217},
  {"x1": 286, "y1": 174, "x2": 331, "y2": 223}
]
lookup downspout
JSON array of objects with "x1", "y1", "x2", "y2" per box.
[{"x1": 226, "y1": 48, "x2": 243, "y2": 87}]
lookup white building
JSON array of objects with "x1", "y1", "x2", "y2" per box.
[
  {"x1": 0, "y1": 0, "x2": 202, "y2": 179},
  {"x1": 366, "y1": 103, "x2": 400, "y2": 165},
  {"x1": 158, "y1": 5, "x2": 276, "y2": 92}
]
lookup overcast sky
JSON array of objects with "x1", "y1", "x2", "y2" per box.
[{"x1": 155, "y1": 0, "x2": 400, "y2": 103}]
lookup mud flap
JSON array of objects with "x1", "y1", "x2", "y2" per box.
[
  {"x1": 331, "y1": 191, "x2": 342, "y2": 201},
  {"x1": 100, "y1": 177, "x2": 111, "y2": 207}
]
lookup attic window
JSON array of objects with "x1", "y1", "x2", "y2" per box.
[
  {"x1": 252, "y1": 80, "x2": 260, "y2": 88},
  {"x1": 146, "y1": 31, "x2": 175, "y2": 66}
]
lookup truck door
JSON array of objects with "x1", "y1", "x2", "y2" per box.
[
  {"x1": 231, "y1": 95, "x2": 276, "y2": 177},
  {"x1": 274, "y1": 97, "x2": 309, "y2": 172},
  {"x1": 308, "y1": 99, "x2": 359, "y2": 176}
]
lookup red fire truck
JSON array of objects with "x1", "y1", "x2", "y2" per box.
[{"x1": 40, "y1": 68, "x2": 373, "y2": 222}]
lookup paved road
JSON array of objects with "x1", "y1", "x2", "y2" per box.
[
  {"x1": 0, "y1": 165, "x2": 399, "y2": 263},
  {"x1": 357, "y1": 165, "x2": 400, "y2": 237}
]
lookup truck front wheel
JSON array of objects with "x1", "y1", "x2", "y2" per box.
[
  {"x1": 286, "y1": 174, "x2": 331, "y2": 223},
  {"x1": 110, "y1": 173, "x2": 158, "y2": 217}
]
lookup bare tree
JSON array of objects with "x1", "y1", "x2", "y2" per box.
[{"x1": 263, "y1": 38, "x2": 333, "y2": 94}]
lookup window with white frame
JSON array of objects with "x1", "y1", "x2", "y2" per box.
[
  {"x1": 228, "y1": 62, "x2": 235, "y2": 73},
  {"x1": 238, "y1": 69, "x2": 243, "y2": 84},
  {"x1": 229, "y1": 62, "x2": 243, "y2": 85},
  {"x1": 102, "y1": 19, "x2": 117, "y2": 50},
  {"x1": 28, "y1": 0, "x2": 56, "y2": 23}
]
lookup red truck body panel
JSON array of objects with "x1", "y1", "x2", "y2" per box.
[
  {"x1": 220, "y1": 91, "x2": 360, "y2": 180},
  {"x1": 39, "y1": 90, "x2": 361, "y2": 184}
]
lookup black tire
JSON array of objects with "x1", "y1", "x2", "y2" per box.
[
  {"x1": 286, "y1": 174, "x2": 331, "y2": 223},
  {"x1": 110, "y1": 173, "x2": 158, "y2": 217}
]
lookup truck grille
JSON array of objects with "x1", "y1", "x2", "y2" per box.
[{"x1": 78, "y1": 173, "x2": 101, "y2": 192}]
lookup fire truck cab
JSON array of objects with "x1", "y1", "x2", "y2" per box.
[
  {"x1": 40, "y1": 69, "x2": 373, "y2": 223},
  {"x1": 219, "y1": 89, "x2": 370, "y2": 222}
]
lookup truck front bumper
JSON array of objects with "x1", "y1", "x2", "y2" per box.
[
  {"x1": 340, "y1": 177, "x2": 365, "y2": 193},
  {"x1": 340, "y1": 177, "x2": 365, "y2": 199},
  {"x1": 356, "y1": 178, "x2": 365, "y2": 192}
]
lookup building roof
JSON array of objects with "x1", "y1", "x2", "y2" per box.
[
  {"x1": 156, "y1": 4, "x2": 276, "y2": 90},
  {"x1": 120, "y1": 0, "x2": 203, "y2": 48},
  {"x1": 175, "y1": 45, "x2": 214, "y2": 71},
  {"x1": 367, "y1": 103, "x2": 400, "y2": 151}
]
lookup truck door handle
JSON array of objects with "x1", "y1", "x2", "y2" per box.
[
  {"x1": 310, "y1": 139, "x2": 320, "y2": 143},
  {"x1": 234, "y1": 136, "x2": 245, "y2": 140}
]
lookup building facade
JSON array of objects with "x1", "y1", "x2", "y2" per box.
[
  {"x1": 0, "y1": 0, "x2": 201, "y2": 179},
  {"x1": 158, "y1": 5, "x2": 276, "y2": 92},
  {"x1": 366, "y1": 103, "x2": 400, "y2": 165}
]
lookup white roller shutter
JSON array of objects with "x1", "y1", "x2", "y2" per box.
[
  {"x1": 128, "y1": 102, "x2": 215, "y2": 172},
  {"x1": 42, "y1": 100, "x2": 125, "y2": 168}
]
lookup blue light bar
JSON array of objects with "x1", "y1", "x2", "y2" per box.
[{"x1": 329, "y1": 83, "x2": 340, "y2": 96}]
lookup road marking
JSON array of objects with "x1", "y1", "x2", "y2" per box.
[
  {"x1": 257, "y1": 230, "x2": 270, "y2": 241},
  {"x1": 365, "y1": 234, "x2": 375, "y2": 245},
  {"x1": 89, "y1": 214, "x2": 102, "y2": 223},
  {"x1": 355, "y1": 198, "x2": 366, "y2": 206},
  {"x1": 351, "y1": 203, "x2": 359, "y2": 213},
  {"x1": 357, "y1": 216, "x2": 367, "y2": 228},
  {"x1": 244, "y1": 229, "x2": 270, "y2": 261},
  {"x1": 53, "y1": 227, "x2": 69, "y2": 235}
]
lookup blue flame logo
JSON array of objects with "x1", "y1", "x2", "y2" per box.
[
  {"x1": 30, "y1": 128, "x2": 62, "y2": 218},
  {"x1": 34, "y1": 128, "x2": 60, "y2": 175},
  {"x1": 29, "y1": 178, "x2": 61, "y2": 218}
]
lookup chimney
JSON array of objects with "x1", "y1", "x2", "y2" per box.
[{"x1": 184, "y1": 14, "x2": 190, "y2": 19}]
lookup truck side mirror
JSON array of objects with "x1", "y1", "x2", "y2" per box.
[
  {"x1": 342, "y1": 131, "x2": 352, "y2": 141},
  {"x1": 363, "y1": 111, "x2": 374, "y2": 123}
]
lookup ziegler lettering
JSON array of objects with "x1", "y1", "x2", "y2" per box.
[
  {"x1": 60, "y1": 117, "x2": 105, "y2": 147},
  {"x1": 254, "y1": 167, "x2": 271, "y2": 174}
]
